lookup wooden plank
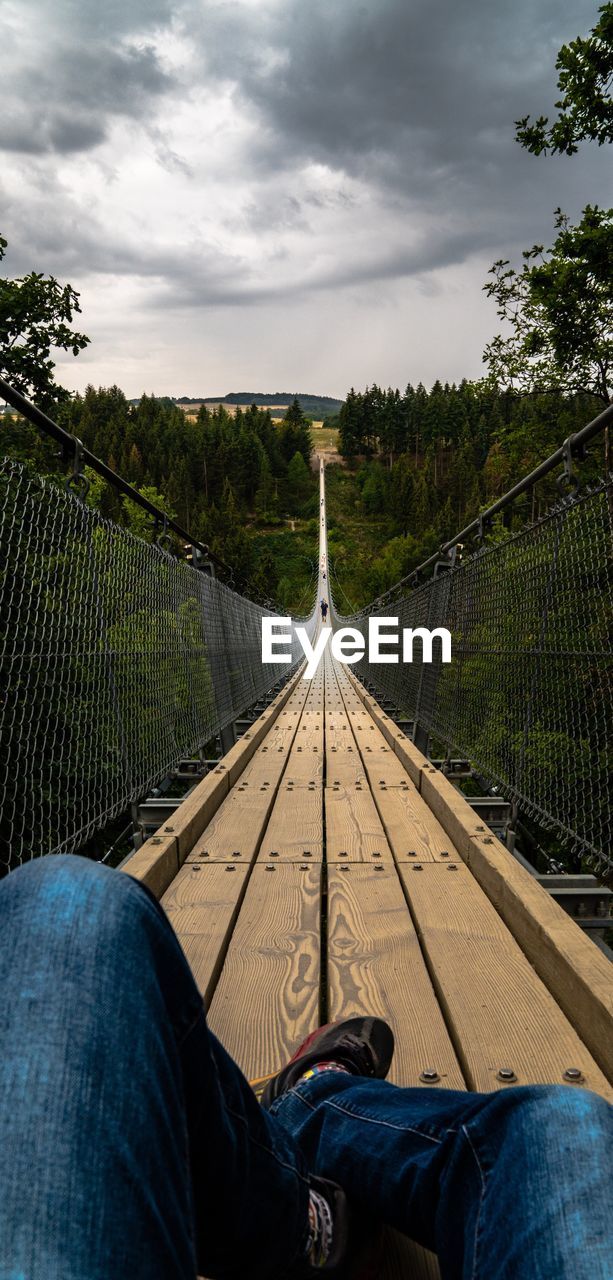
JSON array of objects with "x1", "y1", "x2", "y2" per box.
[
  {"x1": 360, "y1": 748, "x2": 421, "y2": 790},
  {"x1": 260, "y1": 781, "x2": 324, "y2": 861},
  {"x1": 122, "y1": 832, "x2": 179, "y2": 898},
  {"x1": 343, "y1": 666, "x2": 426, "y2": 786},
  {"x1": 207, "y1": 864, "x2": 322, "y2": 1078},
  {"x1": 327, "y1": 864, "x2": 465, "y2": 1089},
  {"x1": 123, "y1": 672, "x2": 307, "y2": 892},
  {"x1": 187, "y1": 688, "x2": 310, "y2": 864},
  {"x1": 380, "y1": 1230, "x2": 440, "y2": 1280},
  {"x1": 325, "y1": 747, "x2": 367, "y2": 787},
  {"x1": 335, "y1": 662, "x2": 448, "y2": 864},
  {"x1": 398, "y1": 863, "x2": 613, "y2": 1100},
  {"x1": 370, "y1": 783, "x2": 461, "y2": 864},
  {"x1": 420, "y1": 767, "x2": 613, "y2": 1085},
  {"x1": 187, "y1": 781, "x2": 277, "y2": 863},
  {"x1": 161, "y1": 862, "x2": 250, "y2": 1005},
  {"x1": 283, "y1": 742, "x2": 324, "y2": 785},
  {"x1": 325, "y1": 786, "x2": 395, "y2": 864},
  {"x1": 256, "y1": 671, "x2": 325, "y2": 861}
]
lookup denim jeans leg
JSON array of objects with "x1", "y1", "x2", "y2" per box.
[
  {"x1": 0, "y1": 857, "x2": 310, "y2": 1280},
  {"x1": 270, "y1": 1072, "x2": 613, "y2": 1280}
]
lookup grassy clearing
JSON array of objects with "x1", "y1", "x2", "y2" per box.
[{"x1": 310, "y1": 425, "x2": 339, "y2": 452}]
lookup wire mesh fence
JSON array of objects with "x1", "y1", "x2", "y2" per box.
[
  {"x1": 0, "y1": 458, "x2": 312, "y2": 872},
  {"x1": 332, "y1": 477, "x2": 613, "y2": 876}
]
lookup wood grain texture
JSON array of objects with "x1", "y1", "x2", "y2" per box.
[
  {"x1": 161, "y1": 862, "x2": 250, "y2": 1005},
  {"x1": 325, "y1": 749, "x2": 368, "y2": 787},
  {"x1": 325, "y1": 786, "x2": 395, "y2": 863},
  {"x1": 187, "y1": 782, "x2": 278, "y2": 863},
  {"x1": 399, "y1": 863, "x2": 613, "y2": 1100},
  {"x1": 283, "y1": 744, "x2": 324, "y2": 784},
  {"x1": 327, "y1": 864, "x2": 465, "y2": 1088},
  {"x1": 218, "y1": 669, "x2": 305, "y2": 788},
  {"x1": 207, "y1": 864, "x2": 322, "y2": 1078},
  {"x1": 122, "y1": 833, "x2": 179, "y2": 898},
  {"x1": 421, "y1": 767, "x2": 613, "y2": 1085},
  {"x1": 380, "y1": 1229, "x2": 440, "y2": 1280},
  {"x1": 155, "y1": 766, "x2": 230, "y2": 865},
  {"x1": 186, "y1": 690, "x2": 308, "y2": 863},
  {"x1": 371, "y1": 784, "x2": 461, "y2": 864},
  {"x1": 260, "y1": 782, "x2": 324, "y2": 861}
]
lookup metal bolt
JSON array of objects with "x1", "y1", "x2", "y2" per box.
[
  {"x1": 497, "y1": 1067, "x2": 517, "y2": 1083},
  {"x1": 482, "y1": 837, "x2": 494, "y2": 845},
  {"x1": 563, "y1": 1067, "x2": 584, "y2": 1083},
  {"x1": 374, "y1": 865, "x2": 384, "y2": 872},
  {"x1": 269, "y1": 851, "x2": 279, "y2": 858},
  {"x1": 231, "y1": 851, "x2": 241, "y2": 858},
  {"x1": 440, "y1": 850, "x2": 449, "y2": 858},
  {"x1": 266, "y1": 866, "x2": 276, "y2": 872},
  {"x1": 448, "y1": 864, "x2": 458, "y2": 871},
  {"x1": 303, "y1": 851, "x2": 312, "y2": 857},
  {"x1": 164, "y1": 826, "x2": 175, "y2": 833},
  {"x1": 192, "y1": 864, "x2": 201, "y2": 872},
  {"x1": 407, "y1": 850, "x2": 416, "y2": 857},
  {"x1": 413, "y1": 864, "x2": 423, "y2": 871},
  {"x1": 151, "y1": 838, "x2": 162, "y2": 845},
  {"x1": 339, "y1": 851, "x2": 348, "y2": 858},
  {"x1": 300, "y1": 864, "x2": 308, "y2": 870},
  {"x1": 420, "y1": 1069, "x2": 440, "y2": 1084},
  {"x1": 226, "y1": 866, "x2": 236, "y2": 872},
  {"x1": 372, "y1": 851, "x2": 381, "y2": 858},
  {"x1": 340, "y1": 866, "x2": 350, "y2": 872}
]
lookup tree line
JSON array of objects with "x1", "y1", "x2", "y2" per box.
[
  {"x1": 330, "y1": 380, "x2": 603, "y2": 603},
  {"x1": 3, "y1": 387, "x2": 317, "y2": 600}
]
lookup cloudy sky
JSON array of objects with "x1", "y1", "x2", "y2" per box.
[{"x1": 1, "y1": 0, "x2": 610, "y2": 398}]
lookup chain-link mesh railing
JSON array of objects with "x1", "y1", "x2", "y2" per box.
[
  {"x1": 332, "y1": 477, "x2": 613, "y2": 876},
  {"x1": 0, "y1": 458, "x2": 314, "y2": 871}
]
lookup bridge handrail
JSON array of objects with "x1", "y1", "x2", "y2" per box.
[
  {"x1": 328, "y1": 406, "x2": 613, "y2": 877},
  {"x1": 349, "y1": 398, "x2": 613, "y2": 614},
  {"x1": 0, "y1": 376, "x2": 233, "y2": 580}
]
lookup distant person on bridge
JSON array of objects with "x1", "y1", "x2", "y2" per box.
[
  {"x1": 320, "y1": 599, "x2": 328, "y2": 621},
  {"x1": 0, "y1": 858, "x2": 610, "y2": 1280}
]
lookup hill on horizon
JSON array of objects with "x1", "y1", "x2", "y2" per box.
[{"x1": 176, "y1": 392, "x2": 344, "y2": 415}]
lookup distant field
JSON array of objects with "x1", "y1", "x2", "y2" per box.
[
  {"x1": 176, "y1": 401, "x2": 286, "y2": 418},
  {"x1": 311, "y1": 425, "x2": 339, "y2": 451}
]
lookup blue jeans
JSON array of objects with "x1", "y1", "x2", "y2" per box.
[{"x1": 0, "y1": 858, "x2": 610, "y2": 1280}]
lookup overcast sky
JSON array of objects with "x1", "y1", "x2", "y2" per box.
[{"x1": 1, "y1": 0, "x2": 610, "y2": 399}]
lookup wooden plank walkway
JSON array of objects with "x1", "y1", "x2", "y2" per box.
[
  {"x1": 125, "y1": 648, "x2": 613, "y2": 1280},
  {"x1": 123, "y1": 458, "x2": 613, "y2": 1277}
]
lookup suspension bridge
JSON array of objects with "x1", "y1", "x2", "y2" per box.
[{"x1": 1, "y1": 380, "x2": 612, "y2": 1279}]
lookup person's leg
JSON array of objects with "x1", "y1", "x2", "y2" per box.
[
  {"x1": 0, "y1": 856, "x2": 310, "y2": 1280},
  {"x1": 3, "y1": 856, "x2": 610, "y2": 1280},
  {"x1": 269, "y1": 1071, "x2": 613, "y2": 1280}
]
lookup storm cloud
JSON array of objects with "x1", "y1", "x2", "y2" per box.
[{"x1": 0, "y1": 0, "x2": 610, "y2": 396}]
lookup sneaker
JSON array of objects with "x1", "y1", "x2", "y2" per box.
[
  {"x1": 259, "y1": 1018, "x2": 393, "y2": 1278},
  {"x1": 260, "y1": 1016, "x2": 394, "y2": 1109},
  {"x1": 294, "y1": 1175, "x2": 382, "y2": 1279}
]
